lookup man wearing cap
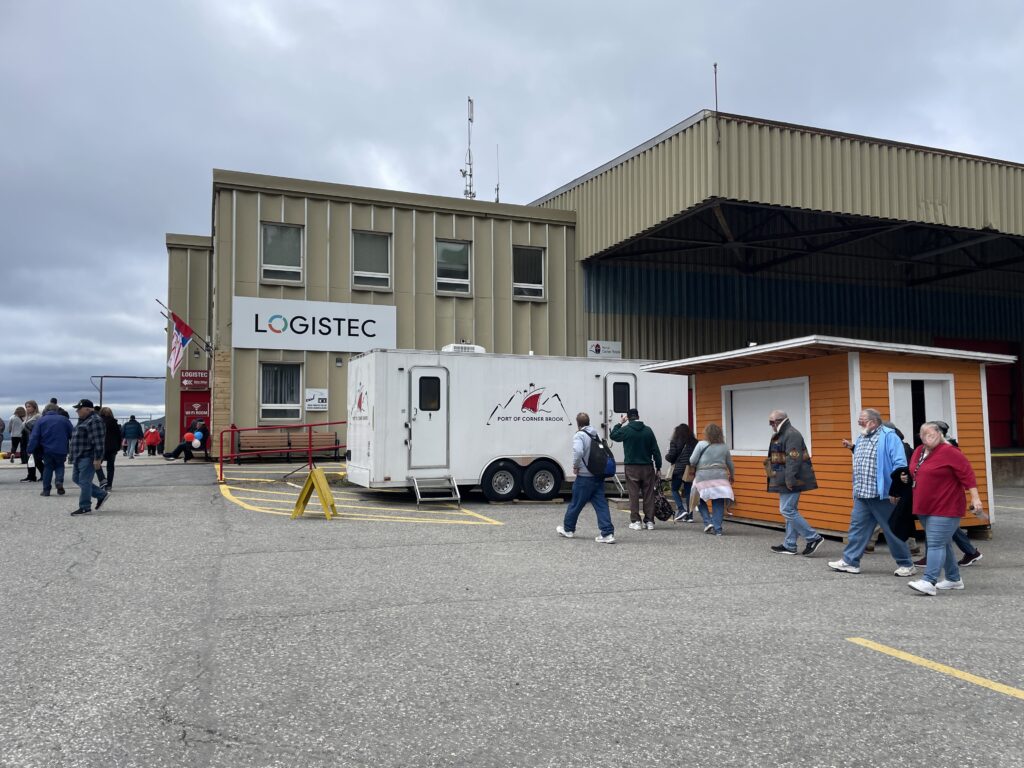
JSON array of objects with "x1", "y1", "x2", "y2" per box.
[
  {"x1": 610, "y1": 407, "x2": 662, "y2": 530},
  {"x1": 68, "y1": 399, "x2": 111, "y2": 515}
]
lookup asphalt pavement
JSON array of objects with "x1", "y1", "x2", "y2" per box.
[{"x1": 1, "y1": 456, "x2": 1022, "y2": 768}]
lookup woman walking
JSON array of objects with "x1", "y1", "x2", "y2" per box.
[
  {"x1": 95, "y1": 407, "x2": 122, "y2": 490},
  {"x1": 665, "y1": 423, "x2": 698, "y2": 522},
  {"x1": 689, "y1": 423, "x2": 735, "y2": 536},
  {"x1": 906, "y1": 421, "x2": 985, "y2": 596},
  {"x1": 8, "y1": 406, "x2": 25, "y2": 464},
  {"x1": 21, "y1": 400, "x2": 41, "y2": 481}
]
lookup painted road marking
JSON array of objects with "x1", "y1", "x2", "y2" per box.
[{"x1": 848, "y1": 638, "x2": 1024, "y2": 701}]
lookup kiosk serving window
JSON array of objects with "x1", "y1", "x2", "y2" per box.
[
  {"x1": 260, "y1": 363, "x2": 302, "y2": 419},
  {"x1": 722, "y1": 377, "x2": 811, "y2": 455}
]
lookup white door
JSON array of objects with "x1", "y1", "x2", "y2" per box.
[
  {"x1": 890, "y1": 376, "x2": 954, "y2": 446},
  {"x1": 409, "y1": 366, "x2": 449, "y2": 469},
  {"x1": 604, "y1": 373, "x2": 637, "y2": 436}
]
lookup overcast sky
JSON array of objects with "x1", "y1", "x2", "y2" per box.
[{"x1": 2, "y1": 0, "x2": 1023, "y2": 424}]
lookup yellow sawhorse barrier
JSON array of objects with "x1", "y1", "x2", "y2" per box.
[{"x1": 291, "y1": 467, "x2": 338, "y2": 520}]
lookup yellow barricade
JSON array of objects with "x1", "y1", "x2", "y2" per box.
[{"x1": 291, "y1": 467, "x2": 338, "y2": 520}]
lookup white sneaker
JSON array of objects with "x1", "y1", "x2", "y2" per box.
[
  {"x1": 645, "y1": 521, "x2": 655, "y2": 530},
  {"x1": 908, "y1": 579, "x2": 937, "y2": 596},
  {"x1": 556, "y1": 526, "x2": 574, "y2": 538},
  {"x1": 828, "y1": 559, "x2": 861, "y2": 574},
  {"x1": 595, "y1": 534, "x2": 616, "y2": 544},
  {"x1": 628, "y1": 521, "x2": 643, "y2": 530},
  {"x1": 893, "y1": 565, "x2": 917, "y2": 577},
  {"x1": 703, "y1": 524, "x2": 714, "y2": 534},
  {"x1": 936, "y1": 579, "x2": 965, "y2": 590}
]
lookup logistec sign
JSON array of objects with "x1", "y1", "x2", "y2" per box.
[{"x1": 232, "y1": 297, "x2": 396, "y2": 352}]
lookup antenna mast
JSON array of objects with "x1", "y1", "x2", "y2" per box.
[
  {"x1": 494, "y1": 144, "x2": 500, "y2": 203},
  {"x1": 460, "y1": 97, "x2": 476, "y2": 199}
]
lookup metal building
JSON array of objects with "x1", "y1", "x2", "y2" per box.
[{"x1": 166, "y1": 111, "x2": 1024, "y2": 451}]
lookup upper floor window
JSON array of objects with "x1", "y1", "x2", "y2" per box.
[
  {"x1": 513, "y1": 246, "x2": 545, "y2": 299},
  {"x1": 352, "y1": 232, "x2": 391, "y2": 289},
  {"x1": 261, "y1": 223, "x2": 303, "y2": 283},
  {"x1": 436, "y1": 240, "x2": 471, "y2": 294}
]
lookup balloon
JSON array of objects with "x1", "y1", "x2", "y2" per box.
[
  {"x1": 192, "y1": 439, "x2": 201, "y2": 448},
  {"x1": 194, "y1": 431, "x2": 203, "y2": 441},
  {"x1": 184, "y1": 432, "x2": 195, "y2": 442}
]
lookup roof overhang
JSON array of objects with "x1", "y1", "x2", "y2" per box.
[{"x1": 644, "y1": 335, "x2": 1018, "y2": 375}]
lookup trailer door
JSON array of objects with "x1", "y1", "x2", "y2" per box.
[
  {"x1": 604, "y1": 372, "x2": 637, "y2": 435},
  {"x1": 409, "y1": 366, "x2": 449, "y2": 469}
]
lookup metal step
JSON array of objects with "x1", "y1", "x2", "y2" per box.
[{"x1": 410, "y1": 476, "x2": 461, "y2": 508}]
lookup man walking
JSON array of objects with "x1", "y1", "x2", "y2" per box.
[
  {"x1": 27, "y1": 403, "x2": 73, "y2": 496},
  {"x1": 122, "y1": 415, "x2": 144, "y2": 458},
  {"x1": 556, "y1": 413, "x2": 615, "y2": 544},
  {"x1": 829, "y1": 409, "x2": 914, "y2": 575},
  {"x1": 68, "y1": 398, "x2": 111, "y2": 516},
  {"x1": 766, "y1": 410, "x2": 825, "y2": 556},
  {"x1": 610, "y1": 407, "x2": 662, "y2": 530}
]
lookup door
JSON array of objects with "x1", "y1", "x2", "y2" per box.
[
  {"x1": 604, "y1": 373, "x2": 636, "y2": 436},
  {"x1": 180, "y1": 390, "x2": 211, "y2": 438},
  {"x1": 409, "y1": 366, "x2": 449, "y2": 469},
  {"x1": 890, "y1": 376, "x2": 953, "y2": 447}
]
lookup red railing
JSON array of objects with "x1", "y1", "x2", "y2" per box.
[{"x1": 217, "y1": 420, "x2": 347, "y2": 482}]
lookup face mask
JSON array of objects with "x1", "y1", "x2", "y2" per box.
[{"x1": 859, "y1": 426, "x2": 869, "y2": 436}]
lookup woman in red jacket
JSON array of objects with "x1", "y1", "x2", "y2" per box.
[{"x1": 906, "y1": 422, "x2": 985, "y2": 596}]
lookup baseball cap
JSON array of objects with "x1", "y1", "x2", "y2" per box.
[
  {"x1": 71, "y1": 398, "x2": 95, "y2": 409},
  {"x1": 627, "y1": 408, "x2": 640, "y2": 419}
]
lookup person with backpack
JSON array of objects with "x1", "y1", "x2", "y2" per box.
[
  {"x1": 610, "y1": 407, "x2": 662, "y2": 530},
  {"x1": 556, "y1": 412, "x2": 615, "y2": 544}
]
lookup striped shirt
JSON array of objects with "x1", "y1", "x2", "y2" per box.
[
  {"x1": 852, "y1": 429, "x2": 880, "y2": 499},
  {"x1": 69, "y1": 412, "x2": 106, "y2": 461}
]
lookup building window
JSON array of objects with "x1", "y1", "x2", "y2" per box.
[
  {"x1": 260, "y1": 363, "x2": 302, "y2": 420},
  {"x1": 352, "y1": 232, "x2": 391, "y2": 289},
  {"x1": 261, "y1": 223, "x2": 303, "y2": 283},
  {"x1": 512, "y1": 246, "x2": 544, "y2": 299},
  {"x1": 436, "y1": 240, "x2": 471, "y2": 294},
  {"x1": 722, "y1": 377, "x2": 810, "y2": 456}
]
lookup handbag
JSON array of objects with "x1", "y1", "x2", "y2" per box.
[{"x1": 682, "y1": 464, "x2": 696, "y2": 483}]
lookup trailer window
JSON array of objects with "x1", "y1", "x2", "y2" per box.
[
  {"x1": 419, "y1": 377, "x2": 441, "y2": 411},
  {"x1": 612, "y1": 382, "x2": 631, "y2": 413}
]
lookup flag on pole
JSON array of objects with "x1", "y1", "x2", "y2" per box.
[{"x1": 167, "y1": 312, "x2": 196, "y2": 376}]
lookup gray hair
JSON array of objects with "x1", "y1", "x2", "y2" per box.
[
  {"x1": 861, "y1": 408, "x2": 882, "y2": 426},
  {"x1": 42, "y1": 403, "x2": 58, "y2": 414},
  {"x1": 770, "y1": 409, "x2": 788, "y2": 421}
]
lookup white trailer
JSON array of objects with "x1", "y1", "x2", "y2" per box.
[{"x1": 345, "y1": 346, "x2": 689, "y2": 503}]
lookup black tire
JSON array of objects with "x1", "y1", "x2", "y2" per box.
[
  {"x1": 481, "y1": 460, "x2": 522, "y2": 502},
  {"x1": 523, "y1": 460, "x2": 563, "y2": 501}
]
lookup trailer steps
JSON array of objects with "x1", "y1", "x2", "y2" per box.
[{"x1": 410, "y1": 476, "x2": 461, "y2": 508}]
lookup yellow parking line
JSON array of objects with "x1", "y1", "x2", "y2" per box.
[{"x1": 848, "y1": 638, "x2": 1024, "y2": 701}]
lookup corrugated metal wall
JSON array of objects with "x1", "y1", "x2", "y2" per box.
[{"x1": 585, "y1": 262, "x2": 1024, "y2": 361}]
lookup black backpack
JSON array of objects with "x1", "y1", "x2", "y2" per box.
[{"x1": 584, "y1": 430, "x2": 616, "y2": 477}]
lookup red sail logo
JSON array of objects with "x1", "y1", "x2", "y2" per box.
[{"x1": 521, "y1": 389, "x2": 543, "y2": 413}]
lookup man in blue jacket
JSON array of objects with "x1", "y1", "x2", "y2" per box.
[
  {"x1": 828, "y1": 408, "x2": 915, "y2": 576},
  {"x1": 27, "y1": 403, "x2": 73, "y2": 496}
]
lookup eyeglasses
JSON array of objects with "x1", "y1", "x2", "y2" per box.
[{"x1": 768, "y1": 419, "x2": 778, "y2": 425}]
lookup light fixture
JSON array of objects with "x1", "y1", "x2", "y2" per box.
[{"x1": 335, "y1": 356, "x2": 344, "y2": 368}]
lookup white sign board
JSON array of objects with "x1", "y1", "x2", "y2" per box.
[
  {"x1": 232, "y1": 297, "x2": 396, "y2": 352},
  {"x1": 305, "y1": 388, "x2": 329, "y2": 411},
  {"x1": 586, "y1": 339, "x2": 622, "y2": 359}
]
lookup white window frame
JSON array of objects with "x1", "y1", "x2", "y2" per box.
[
  {"x1": 887, "y1": 372, "x2": 957, "y2": 443},
  {"x1": 721, "y1": 376, "x2": 811, "y2": 456},
  {"x1": 351, "y1": 231, "x2": 392, "y2": 291},
  {"x1": 512, "y1": 245, "x2": 545, "y2": 300},
  {"x1": 260, "y1": 222, "x2": 304, "y2": 285},
  {"x1": 259, "y1": 362, "x2": 303, "y2": 421},
  {"x1": 435, "y1": 239, "x2": 472, "y2": 295}
]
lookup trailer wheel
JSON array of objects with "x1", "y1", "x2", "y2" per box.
[
  {"x1": 524, "y1": 460, "x2": 563, "y2": 501},
  {"x1": 481, "y1": 460, "x2": 522, "y2": 502}
]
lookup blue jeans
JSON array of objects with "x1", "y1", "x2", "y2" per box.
[
  {"x1": 921, "y1": 515, "x2": 962, "y2": 585},
  {"x1": 698, "y1": 498, "x2": 725, "y2": 533},
  {"x1": 670, "y1": 474, "x2": 693, "y2": 514},
  {"x1": 563, "y1": 474, "x2": 613, "y2": 537},
  {"x1": 841, "y1": 497, "x2": 912, "y2": 567},
  {"x1": 778, "y1": 491, "x2": 819, "y2": 550},
  {"x1": 41, "y1": 453, "x2": 67, "y2": 492},
  {"x1": 72, "y1": 457, "x2": 108, "y2": 512},
  {"x1": 952, "y1": 527, "x2": 977, "y2": 556}
]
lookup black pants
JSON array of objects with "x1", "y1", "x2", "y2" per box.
[
  {"x1": 167, "y1": 441, "x2": 194, "y2": 461},
  {"x1": 147, "y1": 445, "x2": 157, "y2": 455},
  {"x1": 10, "y1": 436, "x2": 21, "y2": 461},
  {"x1": 95, "y1": 449, "x2": 118, "y2": 488}
]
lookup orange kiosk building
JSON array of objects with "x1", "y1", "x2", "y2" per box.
[{"x1": 646, "y1": 336, "x2": 1016, "y2": 536}]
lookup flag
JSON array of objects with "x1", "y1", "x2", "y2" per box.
[{"x1": 167, "y1": 312, "x2": 195, "y2": 376}]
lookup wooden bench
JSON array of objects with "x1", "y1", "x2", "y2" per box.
[
  {"x1": 236, "y1": 432, "x2": 293, "y2": 462},
  {"x1": 287, "y1": 431, "x2": 340, "y2": 461}
]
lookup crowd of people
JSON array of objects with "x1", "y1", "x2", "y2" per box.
[
  {"x1": 4, "y1": 397, "x2": 170, "y2": 515},
  {"x1": 557, "y1": 406, "x2": 987, "y2": 596}
]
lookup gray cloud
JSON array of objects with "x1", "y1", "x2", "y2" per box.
[{"x1": 2, "y1": 0, "x2": 1023, "y2": 417}]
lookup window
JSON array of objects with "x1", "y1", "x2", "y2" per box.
[
  {"x1": 261, "y1": 223, "x2": 303, "y2": 282},
  {"x1": 612, "y1": 382, "x2": 631, "y2": 413},
  {"x1": 722, "y1": 377, "x2": 810, "y2": 455},
  {"x1": 353, "y1": 232, "x2": 391, "y2": 289},
  {"x1": 436, "y1": 240, "x2": 471, "y2": 294},
  {"x1": 512, "y1": 246, "x2": 544, "y2": 299},
  {"x1": 419, "y1": 376, "x2": 441, "y2": 411},
  {"x1": 260, "y1": 363, "x2": 302, "y2": 419}
]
